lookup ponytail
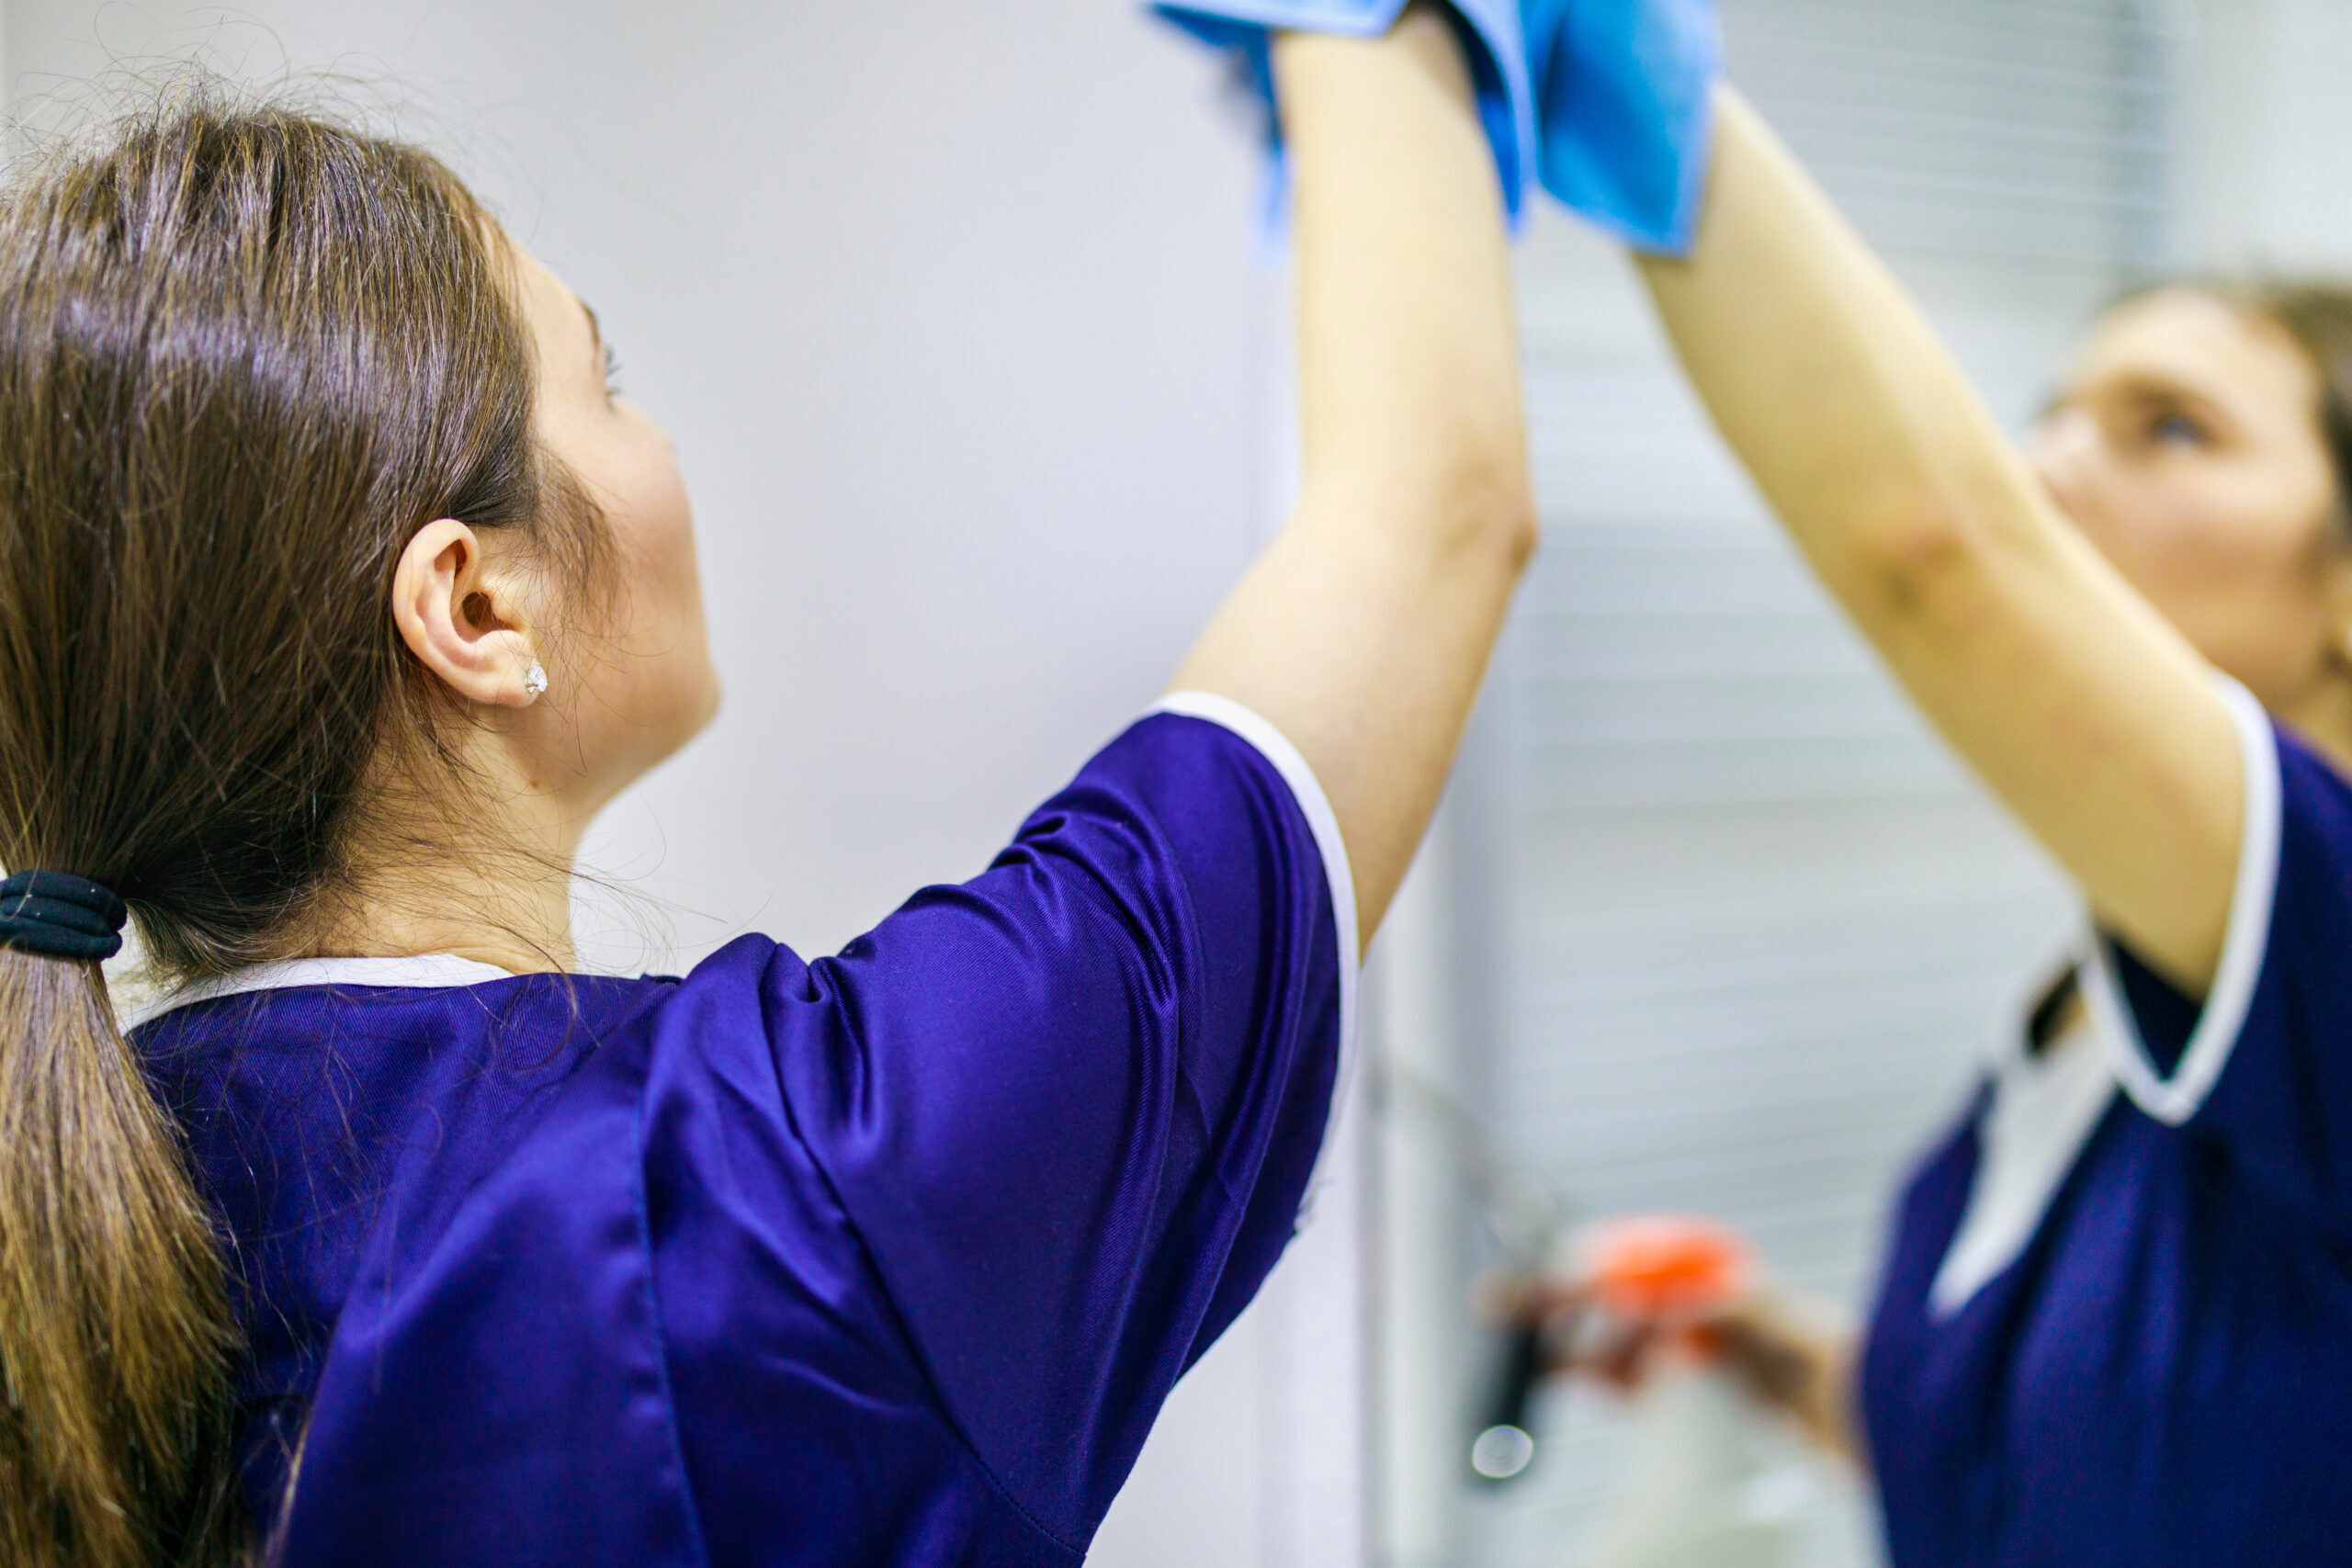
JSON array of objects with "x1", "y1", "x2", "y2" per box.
[
  {"x1": 0, "y1": 945, "x2": 240, "y2": 1566},
  {"x1": 0, "y1": 98, "x2": 586, "y2": 1563}
]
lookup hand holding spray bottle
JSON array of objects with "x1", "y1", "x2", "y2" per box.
[{"x1": 1476, "y1": 1214, "x2": 1839, "y2": 1568}]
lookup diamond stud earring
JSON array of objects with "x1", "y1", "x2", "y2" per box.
[{"x1": 522, "y1": 660, "x2": 549, "y2": 700}]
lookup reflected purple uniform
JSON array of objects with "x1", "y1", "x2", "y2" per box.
[
  {"x1": 1865, "y1": 685, "x2": 2352, "y2": 1565},
  {"x1": 136, "y1": 703, "x2": 1351, "y2": 1566}
]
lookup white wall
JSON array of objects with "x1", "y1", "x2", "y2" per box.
[{"x1": 5, "y1": 3, "x2": 1357, "y2": 1562}]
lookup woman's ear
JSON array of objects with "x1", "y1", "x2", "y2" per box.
[
  {"x1": 2326, "y1": 532, "x2": 2352, "y2": 665},
  {"x1": 390, "y1": 520, "x2": 545, "y2": 707}
]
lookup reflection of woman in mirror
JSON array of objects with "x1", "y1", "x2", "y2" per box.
[{"x1": 1557, "y1": 85, "x2": 2352, "y2": 1565}]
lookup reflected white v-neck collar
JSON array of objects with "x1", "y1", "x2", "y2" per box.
[{"x1": 123, "y1": 953, "x2": 526, "y2": 1031}]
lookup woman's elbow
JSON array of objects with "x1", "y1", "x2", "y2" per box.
[
  {"x1": 1473, "y1": 476, "x2": 1541, "y2": 577},
  {"x1": 1828, "y1": 491, "x2": 2000, "y2": 635},
  {"x1": 1299, "y1": 441, "x2": 1539, "y2": 576},
  {"x1": 1443, "y1": 452, "x2": 1541, "y2": 578}
]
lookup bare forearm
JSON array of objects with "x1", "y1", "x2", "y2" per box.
[
  {"x1": 1284, "y1": 10, "x2": 1528, "y2": 545},
  {"x1": 1173, "y1": 7, "x2": 1533, "y2": 944},
  {"x1": 1637, "y1": 90, "x2": 2035, "y2": 611},
  {"x1": 1639, "y1": 88, "x2": 2239, "y2": 989},
  {"x1": 1713, "y1": 1305, "x2": 1861, "y2": 1465}
]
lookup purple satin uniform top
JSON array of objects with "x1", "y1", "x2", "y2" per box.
[
  {"x1": 132, "y1": 698, "x2": 1354, "y2": 1566},
  {"x1": 1862, "y1": 682, "x2": 2352, "y2": 1565}
]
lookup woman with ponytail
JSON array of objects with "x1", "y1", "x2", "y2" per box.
[{"x1": 0, "y1": 5, "x2": 1534, "y2": 1563}]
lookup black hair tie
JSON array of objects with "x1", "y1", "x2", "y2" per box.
[{"x1": 0, "y1": 871, "x2": 128, "y2": 962}]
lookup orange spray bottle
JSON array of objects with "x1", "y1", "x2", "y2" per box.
[{"x1": 1573, "y1": 1215, "x2": 1817, "y2": 1568}]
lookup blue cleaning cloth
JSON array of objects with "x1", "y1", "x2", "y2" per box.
[
  {"x1": 1149, "y1": 0, "x2": 1718, "y2": 254},
  {"x1": 1521, "y1": 0, "x2": 1718, "y2": 254},
  {"x1": 1151, "y1": 0, "x2": 1537, "y2": 228}
]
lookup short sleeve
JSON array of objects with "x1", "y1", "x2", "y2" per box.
[
  {"x1": 763, "y1": 695, "x2": 1353, "y2": 1545},
  {"x1": 2082, "y1": 677, "x2": 2352, "y2": 1229}
]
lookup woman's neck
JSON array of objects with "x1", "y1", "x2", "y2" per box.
[
  {"x1": 310, "y1": 860, "x2": 578, "y2": 975},
  {"x1": 302, "y1": 746, "x2": 590, "y2": 975},
  {"x1": 2275, "y1": 669, "x2": 2352, "y2": 782}
]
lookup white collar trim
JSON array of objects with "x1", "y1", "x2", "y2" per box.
[
  {"x1": 122, "y1": 953, "x2": 525, "y2": 1031},
  {"x1": 1928, "y1": 962, "x2": 2117, "y2": 1316}
]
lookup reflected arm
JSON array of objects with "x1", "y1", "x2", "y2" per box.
[{"x1": 1640, "y1": 87, "x2": 2243, "y2": 991}]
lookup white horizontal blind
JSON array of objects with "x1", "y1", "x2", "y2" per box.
[{"x1": 1469, "y1": 2, "x2": 2169, "y2": 1562}]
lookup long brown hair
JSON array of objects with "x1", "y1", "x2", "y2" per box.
[{"x1": 0, "y1": 97, "x2": 598, "y2": 1565}]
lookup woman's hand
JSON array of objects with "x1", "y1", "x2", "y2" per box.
[
  {"x1": 1492, "y1": 1213, "x2": 1861, "y2": 1465},
  {"x1": 1622, "y1": 1292, "x2": 1860, "y2": 1464},
  {"x1": 1518, "y1": 1276, "x2": 1863, "y2": 1464}
]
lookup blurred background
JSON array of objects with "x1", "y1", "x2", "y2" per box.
[{"x1": 31, "y1": 0, "x2": 2352, "y2": 1562}]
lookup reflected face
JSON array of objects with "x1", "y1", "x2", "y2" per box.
[
  {"x1": 2024, "y1": 288, "x2": 2349, "y2": 707},
  {"x1": 508, "y1": 245, "x2": 720, "y2": 809}
]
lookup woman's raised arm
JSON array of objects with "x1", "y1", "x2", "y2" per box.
[
  {"x1": 1640, "y1": 88, "x2": 2244, "y2": 993},
  {"x1": 1170, "y1": 6, "x2": 1536, "y2": 949}
]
